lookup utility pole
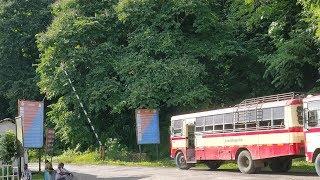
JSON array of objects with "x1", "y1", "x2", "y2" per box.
[{"x1": 60, "y1": 62, "x2": 105, "y2": 159}]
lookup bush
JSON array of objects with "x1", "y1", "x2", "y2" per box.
[
  {"x1": 104, "y1": 138, "x2": 130, "y2": 161},
  {"x1": 0, "y1": 131, "x2": 17, "y2": 163}
]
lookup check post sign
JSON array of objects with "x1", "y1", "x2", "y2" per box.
[{"x1": 135, "y1": 109, "x2": 160, "y2": 144}]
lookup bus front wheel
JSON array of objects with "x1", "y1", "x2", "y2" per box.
[
  {"x1": 315, "y1": 153, "x2": 320, "y2": 176},
  {"x1": 237, "y1": 150, "x2": 257, "y2": 174},
  {"x1": 175, "y1": 152, "x2": 191, "y2": 170}
]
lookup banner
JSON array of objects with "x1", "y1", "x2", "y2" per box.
[
  {"x1": 135, "y1": 109, "x2": 160, "y2": 144},
  {"x1": 18, "y1": 100, "x2": 44, "y2": 148}
]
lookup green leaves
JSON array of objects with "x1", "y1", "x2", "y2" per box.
[
  {"x1": 0, "y1": 0, "x2": 51, "y2": 117},
  {"x1": 34, "y1": 0, "x2": 320, "y2": 150},
  {"x1": 0, "y1": 131, "x2": 17, "y2": 163}
]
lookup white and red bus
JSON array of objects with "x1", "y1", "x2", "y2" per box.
[
  {"x1": 303, "y1": 94, "x2": 320, "y2": 175},
  {"x1": 170, "y1": 92, "x2": 305, "y2": 174}
]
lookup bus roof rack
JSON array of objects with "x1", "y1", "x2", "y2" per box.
[{"x1": 235, "y1": 92, "x2": 304, "y2": 107}]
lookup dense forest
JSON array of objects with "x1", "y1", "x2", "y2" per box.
[{"x1": 0, "y1": 0, "x2": 319, "y2": 156}]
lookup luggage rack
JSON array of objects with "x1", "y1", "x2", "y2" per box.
[{"x1": 235, "y1": 92, "x2": 304, "y2": 107}]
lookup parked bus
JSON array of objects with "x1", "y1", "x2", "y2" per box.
[
  {"x1": 170, "y1": 92, "x2": 305, "y2": 174},
  {"x1": 303, "y1": 94, "x2": 320, "y2": 175}
]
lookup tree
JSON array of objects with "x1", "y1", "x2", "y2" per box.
[
  {"x1": 0, "y1": 0, "x2": 52, "y2": 118},
  {"x1": 36, "y1": 0, "x2": 320, "y2": 152},
  {"x1": 0, "y1": 131, "x2": 17, "y2": 163}
]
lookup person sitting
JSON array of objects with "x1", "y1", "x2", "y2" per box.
[
  {"x1": 44, "y1": 160, "x2": 55, "y2": 180},
  {"x1": 55, "y1": 163, "x2": 73, "y2": 180},
  {"x1": 22, "y1": 164, "x2": 32, "y2": 180}
]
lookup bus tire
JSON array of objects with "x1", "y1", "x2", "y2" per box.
[
  {"x1": 175, "y1": 152, "x2": 191, "y2": 170},
  {"x1": 237, "y1": 150, "x2": 256, "y2": 174},
  {"x1": 315, "y1": 153, "x2": 320, "y2": 176},
  {"x1": 205, "y1": 161, "x2": 222, "y2": 170},
  {"x1": 269, "y1": 157, "x2": 292, "y2": 173}
]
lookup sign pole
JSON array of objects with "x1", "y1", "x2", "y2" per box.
[
  {"x1": 156, "y1": 144, "x2": 159, "y2": 161},
  {"x1": 138, "y1": 145, "x2": 142, "y2": 161},
  {"x1": 38, "y1": 149, "x2": 41, "y2": 172}
]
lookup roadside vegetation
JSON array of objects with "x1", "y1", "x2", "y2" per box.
[{"x1": 0, "y1": 0, "x2": 320, "y2": 171}]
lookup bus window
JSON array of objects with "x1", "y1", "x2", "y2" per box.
[
  {"x1": 272, "y1": 107, "x2": 284, "y2": 128},
  {"x1": 307, "y1": 101, "x2": 320, "y2": 127},
  {"x1": 195, "y1": 117, "x2": 205, "y2": 132},
  {"x1": 173, "y1": 120, "x2": 183, "y2": 135},
  {"x1": 214, "y1": 114, "x2": 224, "y2": 124},
  {"x1": 247, "y1": 110, "x2": 256, "y2": 122},
  {"x1": 224, "y1": 124, "x2": 234, "y2": 131},
  {"x1": 224, "y1": 113, "x2": 233, "y2": 124},
  {"x1": 235, "y1": 123, "x2": 245, "y2": 131},
  {"x1": 263, "y1": 108, "x2": 271, "y2": 120},
  {"x1": 214, "y1": 125, "x2": 223, "y2": 132},
  {"x1": 204, "y1": 116, "x2": 214, "y2": 131},
  {"x1": 308, "y1": 110, "x2": 318, "y2": 127}
]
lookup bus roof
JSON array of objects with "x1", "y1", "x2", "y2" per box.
[{"x1": 171, "y1": 99, "x2": 290, "y2": 121}]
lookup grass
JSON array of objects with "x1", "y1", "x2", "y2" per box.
[
  {"x1": 32, "y1": 172, "x2": 43, "y2": 180},
  {"x1": 51, "y1": 150, "x2": 175, "y2": 167}
]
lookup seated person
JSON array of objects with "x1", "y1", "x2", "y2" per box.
[
  {"x1": 44, "y1": 160, "x2": 55, "y2": 180},
  {"x1": 55, "y1": 163, "x2": 73, "y2": 180}
]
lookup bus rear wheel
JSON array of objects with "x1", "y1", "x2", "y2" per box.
[
  {"x1": 175, "y1": 152, "x2": 191, "y2": 170},
  {"x1": 205, "y1": 161, "x2": 222, "y2": 170},
  {"x1": 237, "y1": 150, "x2": 257, "y2": 174},
  {"x1": 269, "y1": 157, "x2": 292, "y2": 173},
  {"x1": 315, "y1": 153, "x2": 320, "y2": 176}
]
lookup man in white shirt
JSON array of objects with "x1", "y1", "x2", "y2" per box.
[
  {"x1": 55, "y1": 163, "x2": 73, "y2": 180},
  {"x1": 22, "y1": 164, "x2": 32, "y2": 180}
]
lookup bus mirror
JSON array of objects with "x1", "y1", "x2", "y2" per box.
[{"x1": 308, "y1": 110, "x2": 318, "y2": 127}]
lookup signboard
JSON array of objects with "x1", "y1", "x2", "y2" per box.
[
  {"x1": 135, "y1": 109, "x2": 160, "y2": 144},
  {"x1": 45, "y1": 128, "x2": 55, "y2": 153},
  {"x1": 18, "y1": 100, "x2": 44, "y2": 148}
]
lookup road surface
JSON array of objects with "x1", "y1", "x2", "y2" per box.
[{"x1": 31, "y1": 164, "x2": 319, "y2": 180}]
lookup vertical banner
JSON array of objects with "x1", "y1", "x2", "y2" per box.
[
  {"x1": 18, "y1": 100, "x2": 44, "y2": 148},
  {"x1": 135, "y1": 109, "x2": 160, "y2": 144},
  {"x1": 15, "y1": 116, "x2": 24, "y2": 154},
  {"x1": 45, "y1": 128, "x2": 55, "y2": 153}
]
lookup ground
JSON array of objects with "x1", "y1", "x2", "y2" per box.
[{"x1": 30, "y1": 164, "x2": 319, "y2": 180}]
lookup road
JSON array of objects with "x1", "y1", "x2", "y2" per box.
[{"x1": 31, "y1": 164, "x2": 319, "y2": 180}]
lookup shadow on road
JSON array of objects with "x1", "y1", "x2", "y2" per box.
[
  {"x1": 189, "y1": 168, "x2": 317, "y2": 177},
  {"x1": 73, "y1": 172, "x2": 149, "y2": 180}
]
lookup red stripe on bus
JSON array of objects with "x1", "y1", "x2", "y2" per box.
[
  {"x1": 305, "y1": 127, "x2": 320, "y2": 133},
  {"x1": 202, "y1": 127, "x2": 303, "y2": 138},
  {"x1": 171, "y1": 136, "x2": 186, "y2": 140}
]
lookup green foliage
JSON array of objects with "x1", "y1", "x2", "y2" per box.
[
  {"x1": 0, "y1": 0, "x2": 52, "y2": 118},
  {"x1": 0, "y1": 131, "x2": 17, "y2": 163},
  {"x1": 34, "y1": 0, "x2": 320, "y2": 152}
]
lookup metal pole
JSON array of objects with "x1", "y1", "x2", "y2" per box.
[
  {"x1": 38, "y1": 149, "x2": 41, "y2": 172},
  {"x1": 138, "y1": 145, "x2": 142, "y2": 161},
  {"x1": 60, "y1": 63, "x2": 103, "y2": 151},
  {"x1": 156, "y1": 144, "x2": 159, "y2": 161}
]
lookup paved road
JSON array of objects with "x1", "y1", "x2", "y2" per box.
[{"x1": 31, "y1": 164, "x2": 319, "y2": 180}]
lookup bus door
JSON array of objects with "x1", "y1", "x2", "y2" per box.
[{"x1": 185, "y1": 124, "x2": 196, "y2": 163}]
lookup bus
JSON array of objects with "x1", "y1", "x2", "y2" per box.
[
  {"x1": 170, "y1": 92, "x2": 305, "y2": 174},
  {"x1": 303, "y1": 94, "x2": 320, "y2": 175}
]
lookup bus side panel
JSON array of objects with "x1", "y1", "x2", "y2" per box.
[{"x1": 170, "y1": 137, "x2": 187, "y2": 158}]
